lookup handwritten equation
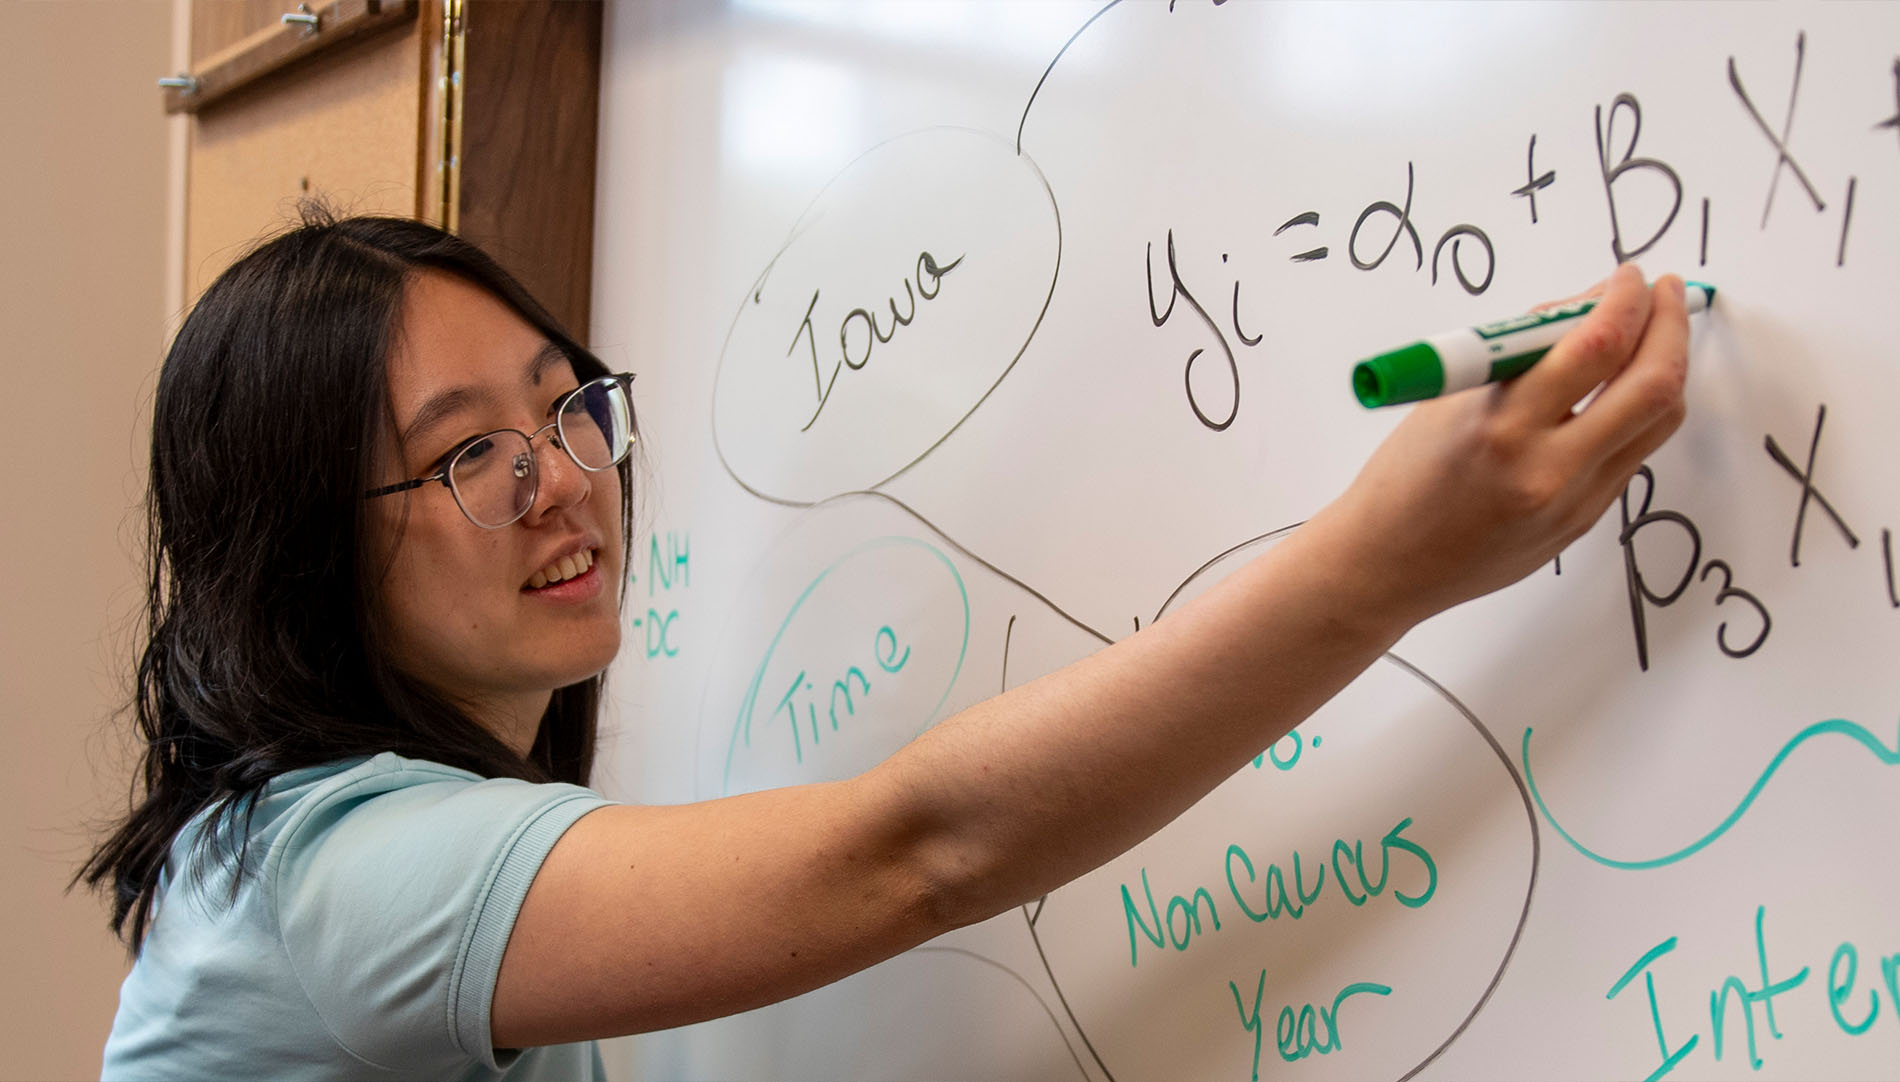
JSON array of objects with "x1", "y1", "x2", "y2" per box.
[{"x1": 1144, "y1": 30, "x2": 1899, "y2": 438}]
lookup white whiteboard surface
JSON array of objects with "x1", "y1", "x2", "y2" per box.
[{"x1": 589, "y1": 3, "x2": 1900, "y2": 1079}]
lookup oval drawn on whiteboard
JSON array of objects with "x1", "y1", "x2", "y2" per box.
[
  {"x1": 712, "y1": 127, "x2": 1061, "y2": 505},
  {"x1": 692, "y1": 492, "x2": 1117, "y2": 806},
  {"x1": 1024, "y1": 529, "x2": 1539, "y2": 1082},
  {"x1": 720, "y1": 535, "x2": 971, "y2": 797}
]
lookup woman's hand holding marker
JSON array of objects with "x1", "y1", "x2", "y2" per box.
[
  {"x1": 1353, "y1": 275, "x2": 1709, "y2": 408},
  {"x1": 1312, "y1": 264, "x2": 1691, "y2": 632}
]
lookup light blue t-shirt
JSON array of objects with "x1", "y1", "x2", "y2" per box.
[{"x1": 102, "y1": 752, "x2": 614, "y2": 1080}]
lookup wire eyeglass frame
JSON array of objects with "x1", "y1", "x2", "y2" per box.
[{"x1": 364, "y1": 372, "x2": 635, "y2": 529}]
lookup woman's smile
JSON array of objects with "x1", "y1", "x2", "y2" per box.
[{"x1": 523, "y1": 546, "x2": 603, "y2": 599}]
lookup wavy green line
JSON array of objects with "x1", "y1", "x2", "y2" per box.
[{"x1": 1522, "y1": 718, "x2": 1900, "y2": 870}]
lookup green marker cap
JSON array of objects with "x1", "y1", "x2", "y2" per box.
[{"x1": 1353, "y1": 341, "x2": 1445, "y2": 408}]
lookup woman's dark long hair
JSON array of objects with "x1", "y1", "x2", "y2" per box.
[{"x1": 79, "y1": 210, "x2": 634, "y2": 949}]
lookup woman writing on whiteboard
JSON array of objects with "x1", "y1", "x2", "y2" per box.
[{"x1": 86, "y1": 213, "x2": 1689, "y2": 1079}]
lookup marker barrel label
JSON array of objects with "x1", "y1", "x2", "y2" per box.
[{"x1": 1353, "y1": 283, "x2": 1712, "y2": 408}]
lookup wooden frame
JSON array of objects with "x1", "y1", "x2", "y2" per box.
[
  {"x1": 164, "y1": 0, "x2": 418, "y2": 115},
  {"x1": 173, "y1": 0, "x2": 601, "y2": 342}
]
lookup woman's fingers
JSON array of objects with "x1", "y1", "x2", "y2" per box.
[
  {"x1": 1505, "y1": 263, "x2": 1655, "y2": 425},
  {"x1": 1583, "y1": 389, "x2": 1690, "y2": 514},
  {"x1": 1555, "y1": 274, "x2": 1690, "y2": 469}
]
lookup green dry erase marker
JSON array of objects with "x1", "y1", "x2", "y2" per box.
[{"x1": 1352, "y1": 282, "x2": 1715, "y2": 408}]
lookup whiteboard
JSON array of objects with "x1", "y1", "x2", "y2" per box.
[{"x1": 589, "y1": 2, "x2": 1900, "y2": 1079}]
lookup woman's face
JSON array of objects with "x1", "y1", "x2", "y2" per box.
[{"x1": 369, "y1": 270, "x2": 624, "y2": 741}]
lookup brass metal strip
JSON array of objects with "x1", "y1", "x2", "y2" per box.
[{"x1": 441, "y1": 0, "x2": 466, "y2": 233}]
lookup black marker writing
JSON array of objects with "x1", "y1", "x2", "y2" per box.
[
  {"x1": 1700, "y1": 198, "x2": 1711, "y2": 267},
  {"x1": 1146, "y1": 229, "x2": 1239, "y2": 431},
  {"x1": 1595, "y1": 93, "x2": 1683, "y2": 262},
  {"x1": 1764, "y1": 404, "x2": 1859, "y2": 567},
  {"x1": 1883, "y1": 529, "x2": 1900, "y2": 608},
  {"x1": 1346, "y1": 161, "x2": 1494, "y2": 292},
  {"x1": 1729, "y1": 32, "x2": 1827, "y2": 228},
  {"x1": 1349, "y1": 162, "x2": 1423, "y2": 271},
  {"x1": 1430, "y1": 225, "x2": 1496, "y2": 295},
  {"x1": 1273, "y1": 210, "x2": 1328, "y2": 262},
  {"x1": 1619, "y1": 465, "x2": 1770, "y2": 670},
  {"x1": 1878, "y1": 58, "x2": 1900, "y2": 149},
  {"x1": 1837, "y1": 176, "x2": 1857, "y2": 266},
  {"x1": 1224, "y1": 253, "x2": 1265, "y2": 347},
  {"x1": 791, "y1": 251, "x2": 964, "y2": 431},
  {"x1": 1620, "y1": 466, "x2": 1702, "y2": 672},
  {"x1": 1698, "y1": 560, "x2": 1774, "y2": 660},
  {"x1": 789, "y1": 290, "x2": 825, "y2": 405},
  {"x1": 1513, "y1": 133, "x2": 1556, "y2": 224}
]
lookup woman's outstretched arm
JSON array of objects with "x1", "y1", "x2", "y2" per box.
[{"x1": 491, "y1": 266, "x2": 1689, "y2": 1047}]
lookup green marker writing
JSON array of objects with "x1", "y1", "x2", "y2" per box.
[{"x1": 1353, "y1": 282, "x2": 1715, "y2": 408}]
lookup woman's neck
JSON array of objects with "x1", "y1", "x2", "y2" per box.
[{"x1": 470, "y1": 690, "x2": 551, "y2": 758}]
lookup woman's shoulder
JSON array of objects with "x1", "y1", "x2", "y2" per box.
[
  {"x1": 170, "y1": 753, "x2": 486, "y2": 871},
  {"x1": 253, "y1": 752, "x2": 604, "y2": 877},
  {"x1": 164, "y1": 752, "x2": 603, "y2": 910},
  {"x1": 266, "y1": 750, "x2": 487, "y2": 801},
  {"x1": 251, "y1": 751, "x2": 583, "y2": 832}
]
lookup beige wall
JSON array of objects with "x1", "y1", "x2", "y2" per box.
[{"x1": 0, "y1": 2, "x2": 175, "y2": 1077}]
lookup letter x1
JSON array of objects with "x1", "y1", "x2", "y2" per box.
[
  {"x1": 1764, "y1": 404, "x2": 1859, "y2": 568},
  {"x1": 1729, "y1": 32, "x2": 1827, "y2": 228}
]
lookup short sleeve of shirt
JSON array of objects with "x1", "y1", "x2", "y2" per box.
[{"x1": 266, "y1": 756, "x2": 611, "y2": 1074}]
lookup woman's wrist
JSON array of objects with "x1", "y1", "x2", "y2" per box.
[{"x1": 1266, "y1": 502, "x2": 1433, "y2": 653}]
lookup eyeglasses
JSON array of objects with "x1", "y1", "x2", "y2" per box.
[{"x1": 365, "y1": 373, "x2": 636, "y2": 529}]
